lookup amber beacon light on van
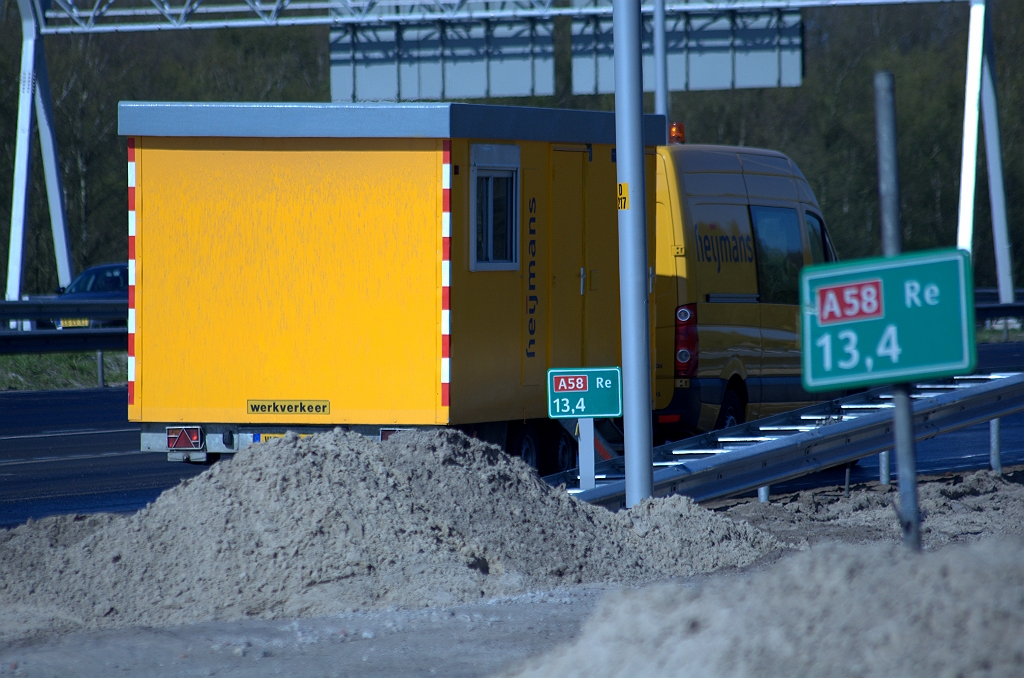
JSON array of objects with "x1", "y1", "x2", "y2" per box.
[{"x1": 669, "y1": 122, "x2": 685, "y2": 145}]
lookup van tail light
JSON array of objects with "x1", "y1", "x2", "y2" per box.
[
  {"x1": 167, "y1": 426, "x2": 204, "y2": 449},
  {"x1": 674, "y1": 303, "x2": 698, "y2": 378}
]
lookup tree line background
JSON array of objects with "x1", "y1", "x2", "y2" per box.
[{"x1": 0, "y1": 0, "x2": 1021, "y2": 295}]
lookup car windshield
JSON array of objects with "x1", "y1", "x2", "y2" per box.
[{"x1": 65, "y1": 267, "x2": 128, "y2": 294}]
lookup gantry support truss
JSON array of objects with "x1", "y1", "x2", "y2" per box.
[{"x1": 6, "y1": 0, "x2": 1012, "y2": 307}]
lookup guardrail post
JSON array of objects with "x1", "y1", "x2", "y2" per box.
[
  {"x1": 97, "y1": 350, "x2": 105, "y2": 388},
  {"x1": 989, "y1": 418, "x2": 1002, "y2": 474},
  {"x1": 879, "y1": 449, "x2": 891, "y2": 485},
  {"x1": 757, "y1": 485, "x2": 769, "y2": 503},
  {"x1": 875, "y1": 70, "x2": 921, "y2": 550}
]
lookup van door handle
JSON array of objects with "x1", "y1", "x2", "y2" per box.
[{"x1": 580, "y1": 267, "x2": 586, "y2": 296}]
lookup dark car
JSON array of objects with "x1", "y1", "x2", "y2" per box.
[{"x1": 54, "y1": 263, "x2": 129, "y2": 329}]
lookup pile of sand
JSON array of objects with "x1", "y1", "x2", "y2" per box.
[
  {"x1": 723, "y1": 469, "x2": 1024, "y2": 547},
  {"x1": 505, "y1": 538, "x2": 1024, "y2": 678},
  {"x1": 0, "y1": 429, "x2": 779, "y2": 641}
]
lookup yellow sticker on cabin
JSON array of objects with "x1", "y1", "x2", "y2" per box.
[
  {"x1": 247, "y1": 400, "x2": 331, "y2": 414},
  {"x1": 616, "y1": 183, "x2": 630, "y2": 210}
]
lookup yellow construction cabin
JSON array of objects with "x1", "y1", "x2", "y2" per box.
[{"x1": 119, "y1": 102, "x2": 663, "y2": 459}]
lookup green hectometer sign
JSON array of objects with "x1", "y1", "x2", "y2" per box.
[
  {"x1": 801, "y1": 249, "x2": 976, "y2": 391},
  {"x1": 547, "y1": 367, "x2": 622, "y2": 419}
]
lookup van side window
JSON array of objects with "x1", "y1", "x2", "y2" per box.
[
  {"x1": 804, "y1": 212, "x2": 833, "y2": 264},
  {"x1": 750, "y1": 206, "x2": 803, "y2": 305}
]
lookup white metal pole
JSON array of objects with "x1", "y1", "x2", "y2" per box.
[
  {"x1": 613, "y1": 0, "x2": 654, "y2": 507},
  {"x1": 578, "y1": 418, "x2": 596, "y2": 490},
  {"x1": 955, "y1": 0, "x2": 986, "y2": 254},
  {"x1": 7, "y1": 17, "x2": 37, "y2": 303},
  {"x1": 653, "y1": 0, "x2": 669, "y2": 120},
  {"x1": 979, "y1": 17, "x2": 1013, "y2": 304},
  {"x1": 33, "y1": 41, "x2": 74, "y2": 288}
]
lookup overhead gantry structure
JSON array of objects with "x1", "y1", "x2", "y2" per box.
[{"x1": 5, "y1": 0, "x2": 1012, "y2": 305}]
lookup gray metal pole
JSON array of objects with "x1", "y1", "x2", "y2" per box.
[
  {"x1": 97, "y1": 350, "x2": 105, "y2": 388},
  {"x1": 7, "y1": 2, "x2": 38, "y2": 303},
  {"x1": 757, "y1": 485, "x2": 769, "y2": 503},
  {"x1": 613, "y1": 0, "x2": 653, "y2": 507},
  {"x1": 879, "y1": 449, "x2": 891, "y2": 485},
  {"x1": 653, "y1": 0, "x2": 669, "y2": 120},
  {"x1": 874, "y1": 71, "x2": 920, "y2": 550},
  {"x1": 980, "y1": 18, "x2": 1013, "y2": 305},
  {"x1": 876, "y1": 72, "x2": 902, "y2": 259},
  {"x1": 989, "y1": 418, "x2": 1002, "y2": 474}
]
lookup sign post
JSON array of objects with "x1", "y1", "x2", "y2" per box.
[
  {"x1": 801, "y1": 72, "x2": 976, "y2": 550},
  {"x1": 547, "y1": 367, "x2": 623, "y2": 491}
]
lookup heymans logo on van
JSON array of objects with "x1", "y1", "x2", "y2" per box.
[
  {"x1": 248, "y1": 400, "x2": 330, "y2": 414},
  {"x1": 694, "y1": 223, "x2": 754, "y2": 273}
]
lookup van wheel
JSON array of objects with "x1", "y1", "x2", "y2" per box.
[
  {"x1": 511, "y1": 423, "x2": 540, "y2": 470},
  {"x1": 715, "y1": 389, "x2": 745, "y2": 430}
]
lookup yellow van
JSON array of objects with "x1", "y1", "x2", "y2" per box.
[{"x1": 652, "y1": 143, "x2": 838, "y2": 444}]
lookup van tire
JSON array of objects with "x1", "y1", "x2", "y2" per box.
[
  {"x1": 510, "y1": 423, "x2": 541, "y2": 470},
  {"x1": 715, "y1": 388, "x2": 745, "y2": 430}
]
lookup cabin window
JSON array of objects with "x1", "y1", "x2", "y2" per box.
[{"x1": 470, "y1": 144, "x2": 520, "y2": 271}]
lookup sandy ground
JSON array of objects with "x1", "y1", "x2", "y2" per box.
[
  {"x1": 2, "y1": 459, "x2": 1022, "y2": 677},
  {"x1": 711, "y1": 465, "x2": 1024, "y2": 547},
  {"x1": 0, "y1": 587, "x2": 614, "y2": 678}
]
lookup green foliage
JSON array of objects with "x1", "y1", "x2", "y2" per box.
[
  {"x1": 0, "y1": 1, "x2": 1022, "y2": 293},
  {"x1": 0, "y1": 351, "x2": 128, "y2": 390}
]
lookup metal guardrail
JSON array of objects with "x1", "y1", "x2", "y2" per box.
[
  {"x1": 0, "y1": 300, "x2": 128, "y2": 354},
  {"x1": 0, "y1": 300, "x2": 128, "y2": 320},
  {"x1": 552, "y1": 373, "x2": 1024, "y2": 510},
  {"x1": 0, "y1": 329, "x2": 128, "y2": 355},
  {"x1": 975, "y1": 303, "x2": 1024, "y2": 321}
]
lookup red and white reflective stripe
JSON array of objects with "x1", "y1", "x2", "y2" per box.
[
  {"x1": 127, "y1": 138, "x2": 136, "y2": 406},
  {"x1": 441, "y1": 140, "x2": 451, "y2": 408}
]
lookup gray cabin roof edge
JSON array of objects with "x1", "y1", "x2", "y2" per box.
[{"x1": 117, "y1": 101, "x2": 667, "y2": 146}]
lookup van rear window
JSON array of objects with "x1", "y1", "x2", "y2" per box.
[{"x1": 750, "y1": 206, "x2": 803, "y2": 305}]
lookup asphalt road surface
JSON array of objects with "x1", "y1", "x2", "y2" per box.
[
  {"x1": 0, "y1": 387, "x2": 208, "y2": 528},
  {"x1": 2, "y1": 343, "x2": 1023, "y2": 529}
]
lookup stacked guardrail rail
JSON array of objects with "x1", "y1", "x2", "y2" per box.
[{"x1": 545, "y1": 373, "x2": 1024, "y2": 510}]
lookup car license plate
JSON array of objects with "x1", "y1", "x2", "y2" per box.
[{"x1": 60, "y1": 318, "x2": 89, "y2": 328}]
